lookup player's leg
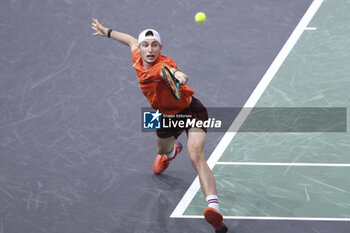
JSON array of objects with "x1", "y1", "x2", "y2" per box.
[
  {"x1": 187, "y1": 128, "x2": 228, "y2": 233},
  {"x1": 187, "y1": 128, "x2": 216, "y2": 195},
  {"x1": 153, "y1": 133, "x2": 183, "y2": 174},
  {"x1": 184, "y1": 96, "x2": 217, "y2": 197},
  {"x1": 156, "y1": 135, "x2": 176, "y2": 155}
]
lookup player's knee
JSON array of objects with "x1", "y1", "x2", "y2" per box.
[{"x1": 188, "y1": 151, "x2": 204, "y2": 167}]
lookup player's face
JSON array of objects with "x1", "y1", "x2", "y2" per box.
[{"x1": 138, "y1": 39, "x2": 162, "y2": 65}]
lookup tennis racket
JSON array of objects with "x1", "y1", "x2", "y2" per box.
[{"x1": 161, "y1": 65, "x2": 181, "y2": 100}]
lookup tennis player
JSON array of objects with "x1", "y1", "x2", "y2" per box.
[{"x1": 91, "y1": 18, "x2": 228, "y2": 233}]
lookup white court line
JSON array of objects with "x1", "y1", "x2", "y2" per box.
[
  {"x1": 170, "y1": 0, "x2": 324, "y2": 219},
  {"x1": 216, "y1": 162, "x2": 350, "y2": 167},
  {"x1": 173, "y1": 215, "x2": 350, "y2": 222}
]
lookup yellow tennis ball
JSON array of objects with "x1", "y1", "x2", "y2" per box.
[{"x1": 195, "y1": 12, "x2": 206, "y2": 23}]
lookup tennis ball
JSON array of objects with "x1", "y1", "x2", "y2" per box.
[{"x1": 195, "y1": 12, "x2": 206, "y2": 23}]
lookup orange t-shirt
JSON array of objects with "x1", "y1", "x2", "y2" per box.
[{"x1": 132, "y1": 49, "x2": 195, "y2": 115}]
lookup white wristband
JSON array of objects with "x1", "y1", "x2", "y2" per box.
[{"x1": 177, "y1": 78, "x2": 183, "y2": 85}]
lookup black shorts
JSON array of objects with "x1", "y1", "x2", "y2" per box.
[{"x1": 156, "y1": 96, "x2": 208, "y2": 139}]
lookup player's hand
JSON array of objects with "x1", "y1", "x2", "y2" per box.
[
  {"x1": 176, "y1": 72, "x2": 189, "y2": 85},
  {"x1": 171, "y1": 68, "x2": 189, "y2": 85},
  {"x1": 91, "y1": 18, "x2": 108, "y2": 36}
]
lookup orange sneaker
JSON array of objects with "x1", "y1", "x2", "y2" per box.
[
  {"x1": 153, "y1": 141, "x2": 183, "y2": 174},
  {"x1": 204, "y1": 207, "x2": 228, "y2": 233}
]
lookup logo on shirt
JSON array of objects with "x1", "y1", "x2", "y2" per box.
[{"x1": 143, "y1": 110, "x2": 162, "y2": 129}]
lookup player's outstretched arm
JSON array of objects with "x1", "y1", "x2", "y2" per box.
[{"x1": 91, "y1": 18, "x2": 138, "y2": 51}]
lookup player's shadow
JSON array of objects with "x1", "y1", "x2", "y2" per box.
[
  {"x1": 151, "y1": 173, "x2": 189, "y2": 190},
  {"x1": 110, "y1": 174, "x2": 189, "y2": 233}
]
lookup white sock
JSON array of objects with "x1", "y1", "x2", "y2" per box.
[
  {"x1": 165, "y1": 148, "x2": 176, "y2": 159},
  {"x1": 206, "y1": 195, "x2": 220, "y2": 212}
]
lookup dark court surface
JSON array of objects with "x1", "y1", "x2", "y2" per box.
[{"x1": 1, "y1": 0, "x2": 349, "y2": 232}]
